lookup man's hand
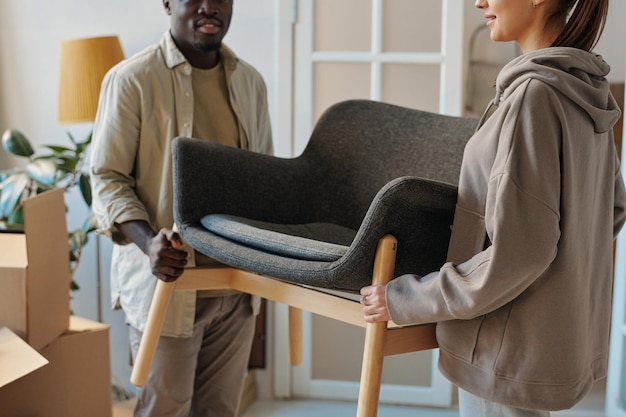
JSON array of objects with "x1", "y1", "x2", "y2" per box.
[
  {"x1": 360, "y1": 284, "x2": 391, "y2": 323},
  {"x1": 146, "y1": 228, "x2": 188, "y2": 282},
  {"x1": 116, "y1": 220, "x2": 188, "y2": 282}
]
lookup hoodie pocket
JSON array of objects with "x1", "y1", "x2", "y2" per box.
[{"x1": 437, "y1": 315, "x2": 486, "y2": 363}]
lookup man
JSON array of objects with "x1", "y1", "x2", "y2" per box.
[{"x1": 90, "y1": 0, "x2": 273, "y2": 416}]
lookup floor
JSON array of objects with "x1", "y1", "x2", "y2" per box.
[
  {"x1": 112, "y1": 397, "x2": 605, "y2": 417},
  {"x1": 239, "y1": 400, "x2": 459, "y2": 417},
  {"x1": 112, "y1": 398, "x2": 459, "y2": 417},
  {"x1": 111, "y1": 374, "x2": 607, "y2": 417},
  {"x1": 112, "y1": 398, "x2": 135, "y2": 417}
]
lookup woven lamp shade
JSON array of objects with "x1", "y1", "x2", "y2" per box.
[{"x1": 58, "y1": 36, "x2": 124, "y2": 124}]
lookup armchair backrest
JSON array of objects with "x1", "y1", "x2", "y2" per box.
[{"x1": 296, "y1": 100, "x2": 478, "y2": 229}]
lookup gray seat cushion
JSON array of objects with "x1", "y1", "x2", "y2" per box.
[{"x1": 201, "y1": 214, "x2": 355, "y2": 262}]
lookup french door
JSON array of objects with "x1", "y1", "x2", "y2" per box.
[
  {"x1": 291, "y1": 0, "x2": 464, "y2": 156},
  {"x1": 271, "y1": 0, "x2": 466, "y2": 407}
]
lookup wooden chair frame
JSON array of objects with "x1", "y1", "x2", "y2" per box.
[{"x1": 131, "y1": 235, "x2": 437, "y2": 417}]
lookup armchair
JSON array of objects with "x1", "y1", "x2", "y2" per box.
[{"x1": 131, "y1": 99, "x2": 478, "y2": 416}]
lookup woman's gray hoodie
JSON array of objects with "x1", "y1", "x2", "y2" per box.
[{"x1": 386, "y1": 47, "x2": 626, "y2": 410}]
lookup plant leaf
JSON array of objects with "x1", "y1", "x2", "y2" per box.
[
  {"x1": 42, "y1": 145, "x2": 74, "y2": 154},
  {"x1": 68, "y1": 229, "x2": 84, "y2": 256},
  {"x1": 8, "y1": 206, "x2": 24, "y2": 226},
  {"x1": 0, "y1": 173, "x2": 29, "y2": 218},
  {"x1": 26, "y1": 159, "x2": 57, "y2": 187},
  {"x1": 50, "y1": 155, "x2": 78, "y2": 173},
  {"x1": 78, "y1": 174, "x2": 92, "y2": 206},
  {"x1": 1, "y1": 129, "x2": 34, "y2": 157}
]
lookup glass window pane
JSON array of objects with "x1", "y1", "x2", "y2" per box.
[
  {"x1": 383, "y1": 0, "x2": 441, "y2": 53},
  {"x1": 312, "y1": 315, "x2": 363, "y2": 382},
  {"x1": 382, "y1": 351, "x2": 433, "y2": 386},
  {"x1": 313, "y1": 63, "x2": 371, "y2": 121},
  {"x1": 315, "y1": 0, "x2": 372, "y2": 52},
  {"x1": 382, "y1": 64, "x2": 440, "y2": 112},
  {"x1": 312, "y1": 315, "x2": 433, "y2": 386}
]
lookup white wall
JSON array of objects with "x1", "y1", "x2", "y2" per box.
[
  {"x1": 0, "y1": 0, "x2": 624, "y2": 398},
  {"x1": 0, "y1": 0, "x2": 276, "y2": 165},
  {"x1": 0, "y1": 0, "x2": 276, "y2": 396},
  {"x1": 597, "y1": 0, "x2": 626, "y2": 82}
]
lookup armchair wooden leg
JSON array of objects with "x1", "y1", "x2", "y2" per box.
[
  {"x1": 289, "y1": 306, "x2": 303, "y2": 365},
  {"x1": 356, "y1": 235, "x2": 397, "y2": 417},
  {"x1": 130, "y1": 280, "x2": 176, "y2": 386}
]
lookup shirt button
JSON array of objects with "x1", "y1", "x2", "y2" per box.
[{"x1": 185, "y1": 92, "x2": 190, "y2": 97}]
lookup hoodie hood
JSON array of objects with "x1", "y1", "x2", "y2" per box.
[{"x1": 488, "y1": 47, "x2": 620, "y2": 133}]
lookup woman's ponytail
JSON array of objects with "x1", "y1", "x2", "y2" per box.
[{"x1": 551, "y1": 0, "x2": 609, "y2": 51}]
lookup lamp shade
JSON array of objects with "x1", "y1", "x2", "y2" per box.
[{"x1": 58, "y1": 36, "x2": 124, "y2": 124}]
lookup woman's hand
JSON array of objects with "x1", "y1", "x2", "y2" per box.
[{"x1": 360, "y1": 284, "x2": 391, "y2": 323}]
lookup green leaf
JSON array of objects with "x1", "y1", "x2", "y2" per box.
[
  {"x1": 0, "y1": 173, "x2": 29, "y2": 218},
  {"x1": 26, "y1": 159, "x2": 57, "y2": 187},
  {"x1": 1, "y1": 129, "x2": 34, "y2": 157},
  {"x1": 42, "y1": 145, "x2": 74, "y2": 154},
  {"x1": 78, "y1": 174, "x2": 92, "y2": 206},
  {"x1": 68, "y1": 229, "x2": 85, "y2": 256},
  {"x1": 51, "y1": 155, "x2": 78, "y2": 173},
  {"x1": 8, "y1": 206, "x2": 24, "y2": 227}
]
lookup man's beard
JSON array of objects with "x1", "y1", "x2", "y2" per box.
[{"x1": 193, "y1": 41, "x2": 221, "y2": 53}]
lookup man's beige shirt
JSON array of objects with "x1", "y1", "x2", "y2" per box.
[{"x1": 91, "y1": 31, "x2": 273, "y2": 336}]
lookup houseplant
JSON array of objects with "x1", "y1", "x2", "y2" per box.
[{"x1": 0, "y1": 127, "x2": 96, "y2": 291}]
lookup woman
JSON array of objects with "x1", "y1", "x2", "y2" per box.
[{"x1": 360, "y1": 0, "x2": 626, "y2": 415}]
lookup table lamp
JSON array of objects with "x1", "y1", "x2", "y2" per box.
[{"x1": 58, "y1": 35, "x2": 124, "y2": 124}]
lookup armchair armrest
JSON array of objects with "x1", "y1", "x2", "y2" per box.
[
  {"x1": 172, "y1": 137, "x2": 317, "y2": 228},
  {"x1": 349, "y1": 176, "x2": 457, "y2": 281}
]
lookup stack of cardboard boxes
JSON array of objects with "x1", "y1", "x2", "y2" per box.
[{"x1": 0, "y1": 189, "x2": 112, "y2": 417}]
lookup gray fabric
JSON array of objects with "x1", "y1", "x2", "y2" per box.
[
  {"x1": 173, "y1": 99, "x2": 478, "y2": 291},
  {"x1": 201, "y1": 214, "x2": 353, "y2": 262}
]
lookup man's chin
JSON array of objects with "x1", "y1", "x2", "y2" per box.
[{"x1": 193, "y1": 41, "x2": 221, "y2": 53}]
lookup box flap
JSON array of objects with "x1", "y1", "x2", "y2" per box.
[
  {"x1": 22, "y1": 189, "x2": 70, "y2": 349},
  {"x1": 0, "y1": 327, "x2": 48, "y2": 388},
  {"x1": 0, "y1": 234, "x2": 27, "y2": 268}
]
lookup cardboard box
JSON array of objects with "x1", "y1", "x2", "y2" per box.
[
  {"x1": 0, "y1": 188, "x2": 70, "y2": 350},
  {"x1": 0, "y1": 327, "x2": 49, "y2": 388},
  {"x1": 0, "y1": 316, "x2": 112, "y2": 417}
]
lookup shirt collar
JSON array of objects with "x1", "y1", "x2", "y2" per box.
[{"x1": 160, "y1": 30, "x2": 239, "y2": 71}]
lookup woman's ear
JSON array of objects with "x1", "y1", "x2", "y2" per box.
[{"x1": 163, "y1": 0, "x2": 172, "y2": 15}]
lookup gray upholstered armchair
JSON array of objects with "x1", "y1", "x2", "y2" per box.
[
  {"x1": 173, "y1": 99, "x2": 477, "y2": 291},
  {"x1": 132, "y1": 100, "x2": 478, "y2": 417}
]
